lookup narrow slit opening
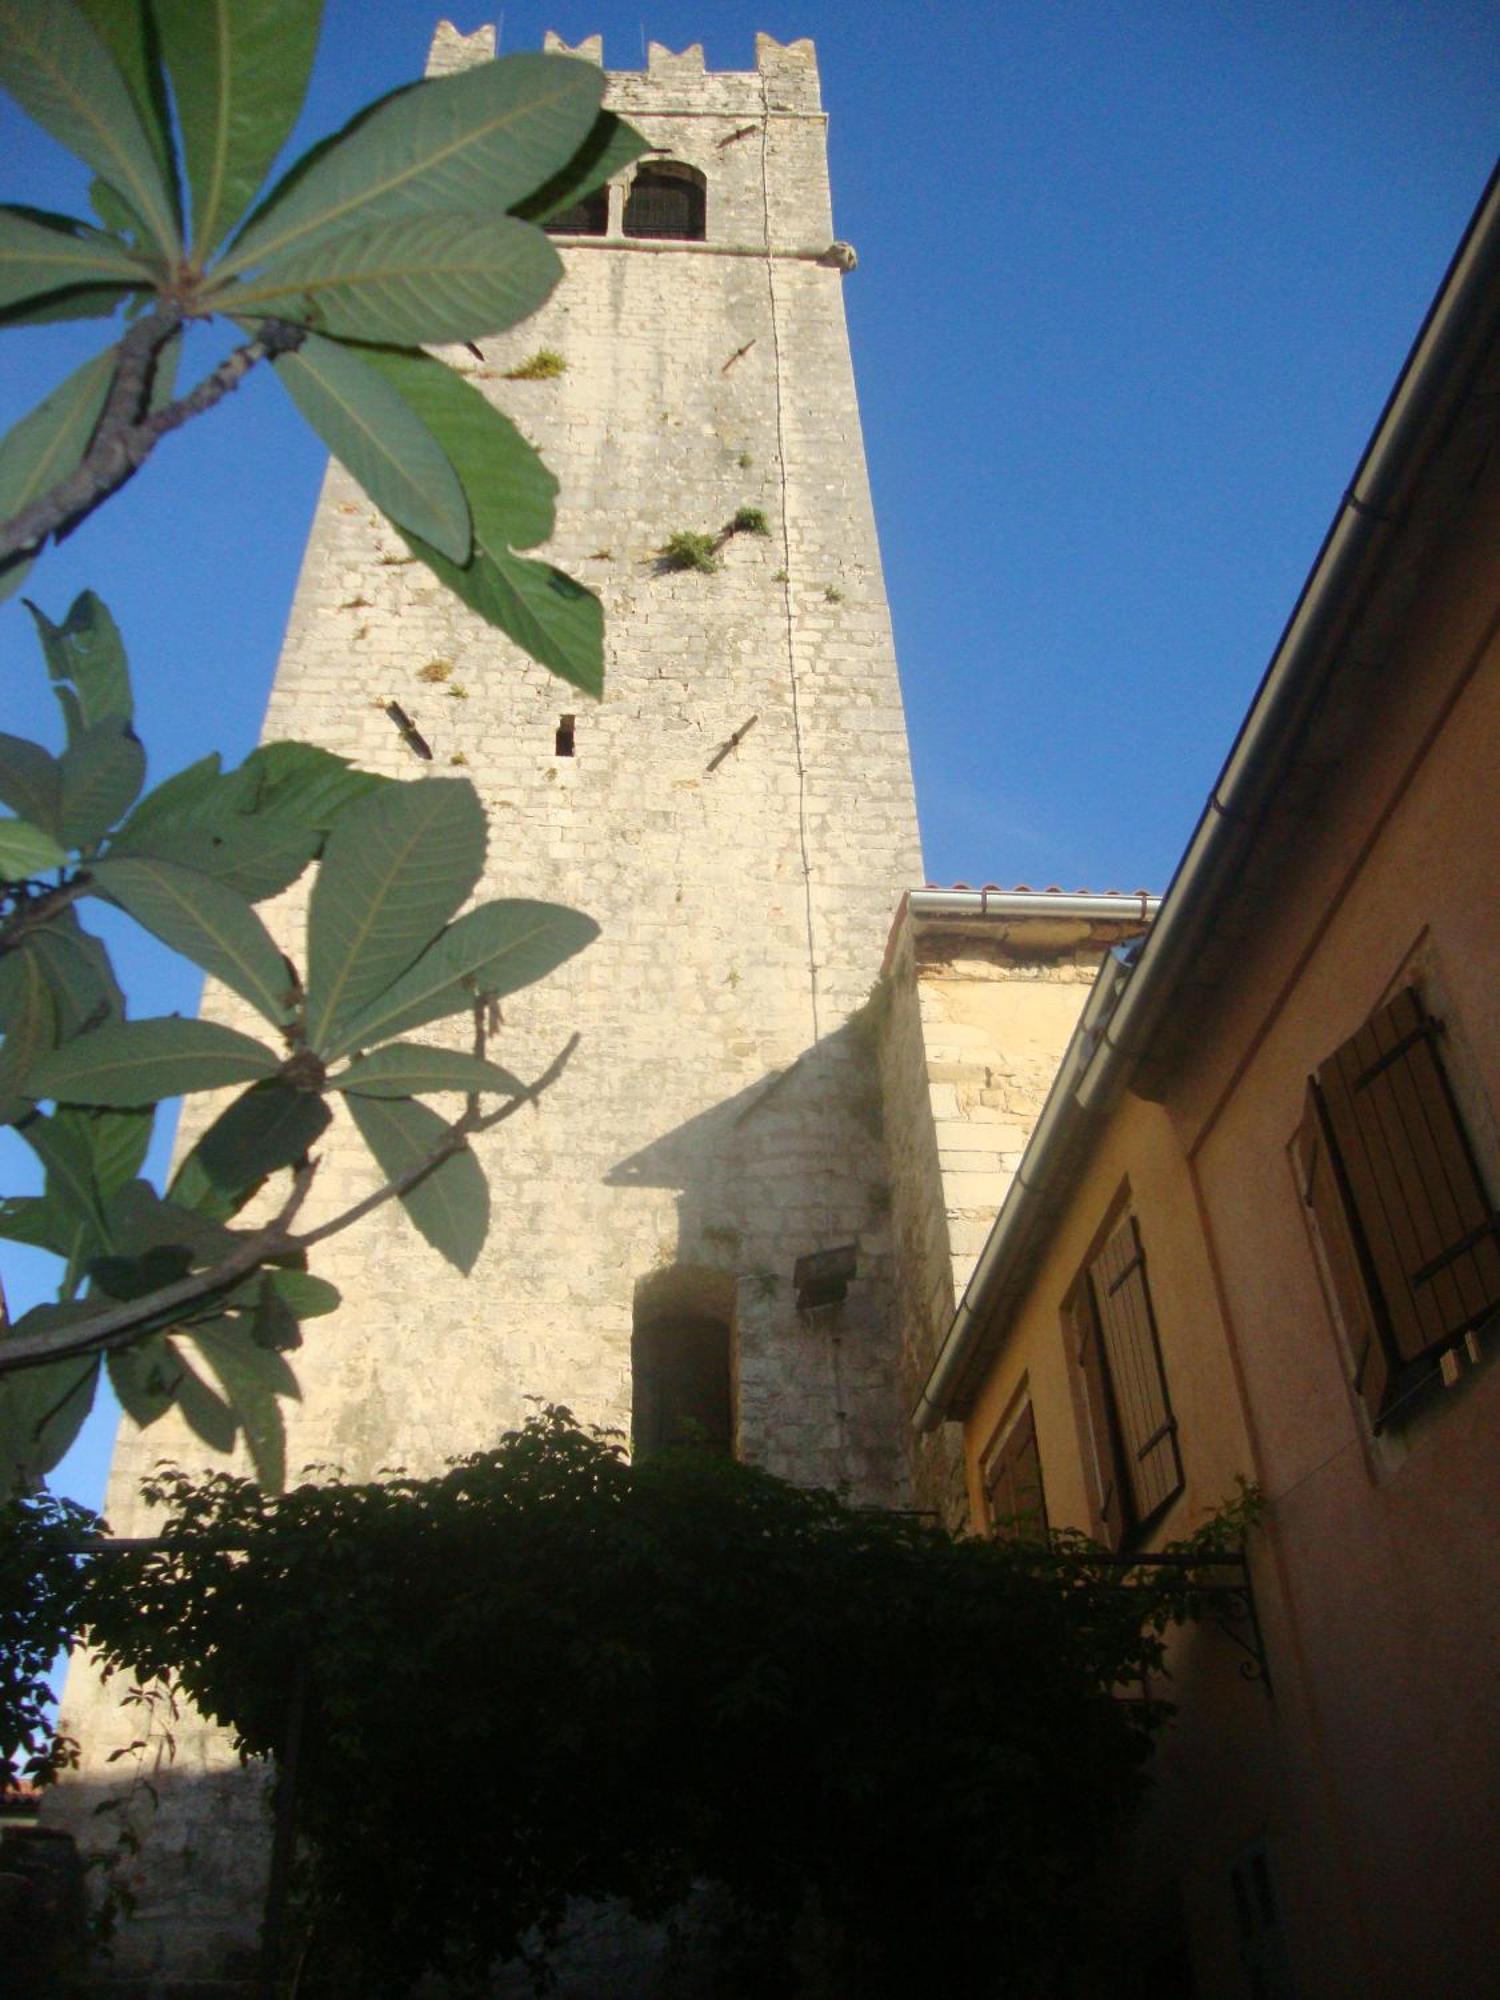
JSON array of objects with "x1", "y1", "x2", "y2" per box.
[{"x1": 555, "y1": 715, "x2": 576, "y2": 757}]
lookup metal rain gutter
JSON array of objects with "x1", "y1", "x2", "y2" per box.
[
  {"x1": 908, "y1": 889, "x2": 1159, "y2": 924},
  {"x1": 914, "y1": 163, "x2": 1500, "y2": 1435}
]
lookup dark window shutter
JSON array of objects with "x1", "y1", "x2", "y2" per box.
[
  {"x1": 1088, "y1": 1215, "x2": 1184, "y2": 1524},
  {"x1": 984, "y1": 1401, "x2": 1048, "y2": 1541},
  {"x1": 1316, "y1": 988, "x2": 1500, "y2": 1364},
  {"x1": 1295, "y1": 1088, "x2": 1392, "y2": 1426},
  {"x1": 1069, "y1": 1284, "x2": 1125, "y2": 1550}
]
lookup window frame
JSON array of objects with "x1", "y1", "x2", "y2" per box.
[
  {"x1": 622, "y1": 160, "x2": 708, "y2": 242},
  {"x1": 979, "y1": 1392, "x2": 1049, "y2": 1544},
  {"x1": 1066, "y1": 1208, "x2": 1184, "y2": 1550}
]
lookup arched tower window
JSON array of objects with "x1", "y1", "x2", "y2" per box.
[
  {"x1": 541, "y1": 185, "x2": 609, "y2": 236},
  {"x1": 631, "y1": 1265, "x2": 734, "y2": 1456},
  {"x1": 622, "y1": 161, "x2": 707, "y2": 242}
]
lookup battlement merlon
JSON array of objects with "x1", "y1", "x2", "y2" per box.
[{"x1": 427, "y1": 22, "x2": 822, "y2": 113}]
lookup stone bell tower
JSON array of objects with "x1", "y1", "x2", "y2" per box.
[
  {"x1": 57, "y1": 34, "x2": 923, "y2": 1967},
  {"x1": 179, "y1": 19, "x2": 924, "y2": 1503}
]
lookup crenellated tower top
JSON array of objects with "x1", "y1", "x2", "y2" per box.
[{"x1": 427, "y1": 21, "x2": 821, "y2": 111}]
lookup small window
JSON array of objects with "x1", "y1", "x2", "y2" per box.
[
  {"x1": 981, "y1": 1398, "x2": 1048, "y2": 1543},
  {"x1": 541, "y1": 186, "x2": 608, "y2": 237},
  {"x1": 622, "y1": 161, "x2": 706, "y2": 241},
  {"x1": 555, "y1": 714, "x2": 575, "y2": 757},
  {"x1": 632, "y1": 1314, "x2": 732, "y2": 1456},
  {"x1": 1067, "y1": 1211, "x2": 1183, "y2": 1550},
  {"x1": 1294, "y1": 985, "x2": 1500, "y2": 1427}
]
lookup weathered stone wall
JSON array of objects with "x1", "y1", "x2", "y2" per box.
[
  {"x1": 881, "y1": 910, "x2": 1146, "y2": 1525},
  {"x1": 51, "y1": 27, "x2": 923, "y2": 1980}
]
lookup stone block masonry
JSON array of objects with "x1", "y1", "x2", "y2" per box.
[
  {"x1": 880, "y1": 903, "x2": 1154, "y2": 1525},
  {"x1": 51, "y1": 27, "x2": 924, "y2": 1982}
]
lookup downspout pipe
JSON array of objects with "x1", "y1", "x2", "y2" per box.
[{"x1": 915, "y1": 161, "x2": 1500, "y2": 1435}]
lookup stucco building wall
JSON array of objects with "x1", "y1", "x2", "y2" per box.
[{"x1": 946, "y1": 322, "x2": 1500, "y2": 1997}]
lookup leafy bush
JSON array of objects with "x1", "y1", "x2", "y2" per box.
[
  {"x1": 81, "y1": 1413, "x2": 1170, "y2": 1996},
  {"x1": 0, "y1": 1488, "x2": 98, "y2": 1789}
]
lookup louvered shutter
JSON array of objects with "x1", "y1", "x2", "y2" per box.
[
  {"x1": 1294, "y1": 1088, "x2": 1393, "y2": 1425},
  {"x1": 984, "y1": 1402, "x2": 1048, "y2": 1541},
  {"x1": 1068, "y1": 1284, "x2": 1125, "y2": 1550},
  {"x1": 1315, "y1": 989, "x2": 1500, "y2": 1366},
  {"x1": 1088, "y1": 1216, "x2": 1184, "y2": 1525}
]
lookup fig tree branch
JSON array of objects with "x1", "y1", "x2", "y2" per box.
[
  {"x1": 0, "y1": 314, "x2": 307, "y2": 566},
  {"x1": 0, "y1": 1034, "x2": 580, "y2": 1376}
]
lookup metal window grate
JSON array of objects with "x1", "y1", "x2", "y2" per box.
[
  {"x1": 623, "y1": 166, "x2": 706, "y2": 241},
  {"x1": 542, "y1": 187, "x2": 608, "y2": 237}
]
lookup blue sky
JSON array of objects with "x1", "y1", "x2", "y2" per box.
[{"x1": 2, "y1": 1, "x2": 1496, "y2": 1510}]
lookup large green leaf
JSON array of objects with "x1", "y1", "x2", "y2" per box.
[
  {"x1": 0, "y1": 204, "x2": 154, "y2": 312},
  {"x1": 399, "y1": 530, "x2": 604, "y2": 694},
  {"x1": 107, "y1": 1334, "x2": 180, "y2": 1431},
  {"x1": 223, "y1": 213, "x2": 562, "y2": 346},
  {"x1": 155, "y1": 0, "x2": 324, "y2": 261},
  {"x1": 0, "y1": 1194, "x2": 76, "y2": 1254},
  {"x1": 109, "y1": 752, "x2": 222, "y2": 841},
  {"x1": 0, "y1": 0, "x2": 180, "y2": 259},
  {"x1": 511, "y1": 109, "x2": 651, "y2": 225},
  {"x1": 25, "y1": 1015, "x2": 279, "y2": 1107},
  {"x1": 345, "y1": 1090, "x2": 488, "y2": 1275},
  {"x1": 328, "y1": 899, "x2": 599, "y2": 1058},
  {"x1": 73, "y1": 1104, "x2": 152, "y2": 1193},
  {"x1": 303, "y1": 778, "x2": 486, "y2": 1056},
  {"x1": 25, "y1": 908, "x2": 125, "y2": 1038},
  {"x1": 20, "y1": 1111, "x2": 109, "y2": 1261},
  {"x1": 0, "y1": 734, "x2": 62, "y2": 834},
  {"x1": 110, "y1": 742, "x2": 370, "y2": 902},
  {"x1": 90, "y1": 855, "x2": 295, "y2": 1027},
  {"x1": 111, "y1": 799, "x2": 321, "y2": 904},
  {"x1": 0, "y1": 279, "x2": 132, "y2": 329},
  {"x1": 0, "y1": 346, "x2": 116, "y2": 604},
  {"x1": 58, "y1": 719, "x2": 146, "y2": 849},
  {"x1": 0, "y1": 1346, "x2": 99, "y2": 1495},
  {"x1": 190, "y1": 1319, "x2": 295, "y2": 1488},
  {"x1": 354, "y1": 341, "x2": 555, "y2": 552},
  {"x1": 102, "y1": 1175, "x2": 235, "y2": 1262},
  {"x1": 75, "y1": 0, "x2": 178, "y2": 213},
  {"x1": 0, "y1": 817, "x2": 67, "y2": 879},
  {"x1": 194, "y1": 1079, "x2": 330, "y2": 1190},
  {"x1": 237, "y1": 740, "x2": 389, "y2": 829},
  {"x1": 25, "y1": 590, "x2": 132, "y2": 743},
  {"x1": 274, "y1": 331, "x2": 470, "y2": 561},
  {"x1": 0, "y1": 942, "x2": 56, "y2": 1124},
  {"x1": 222, "y1": 51, "x2": 603, "y2": 271},
  {"x1": 175, "y1": 818, "x2": 322, "y2": 904},
  {"x1": 331, "y1": 1042, "x2": 523, "y2": 1099}
]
